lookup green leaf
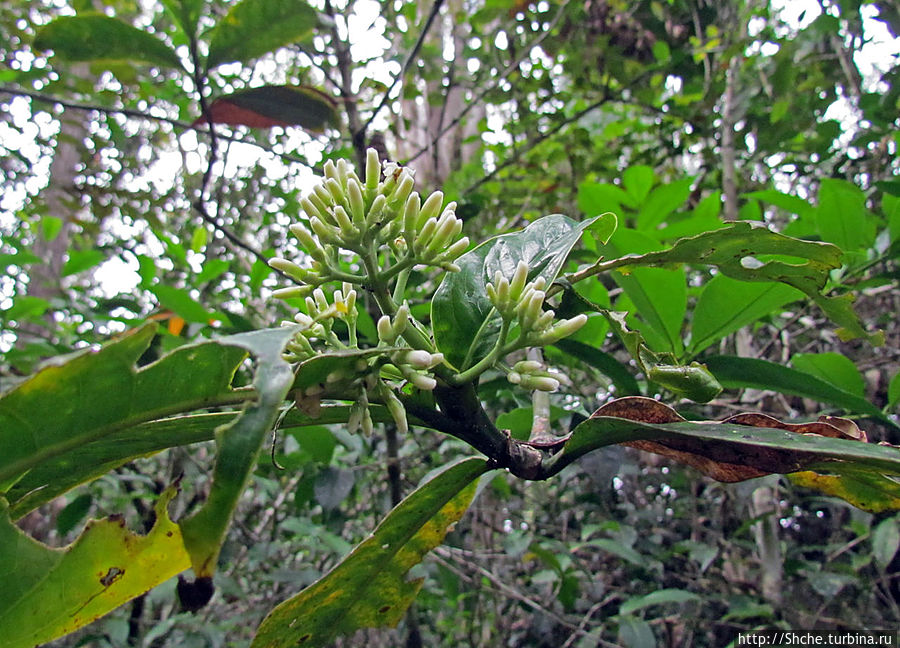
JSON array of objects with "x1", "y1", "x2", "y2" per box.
[
  {"x1": 553, "y1": 339, "x2": 641, "y2": 396},
  {"x1": 432, "y1": 213, "x2": 602, "y2": 371},
  {"x1": 0, "y1": 324, "x2": 244, "y2": 491},
  {"x1": 744, "y1": 189, "x2": 813, "y2": 216},
  {"x1": 151, "y1": 284, "x2": 213, "y2": 323},
  {"x1": 161, "y1": 0, "x2": 204, "y2": 36},
  {"x1": 815, "y1": 178, "x2": 875, "y2": 252},
  {"x1": 582, "y1": 222, "x2": 878, "y2": 343},
  {"x1": 206, "y1": 0, "x2": 318, "y2": 69},
  {"x1": 791, "y1": 352, "x2": 865, "y2": 397},
  {"x1": 55, "y1": 493, "x2": 93, "y2": 536},
  {"x1": 606, "y1": 229, "x2": 686, "y2": 354},
  {"x1": 636, "y1": 177, "x2": 693, "y2": 230},
  {"x1": 889, "y1": 371, "x2": 900, "y2": 410},
  {"x1": 251, "y1": 457, "x2": 489, "y2": 647},
  {"x1": 623, "y1": 165, "x2": 655, "y2": 206},
  {"x1": 578, "y1": 181, "x2": 630, "y2": 216},
  {"x1": 704, "y1": 355, "x2": 895, "y2": 428},
  {"x1": 689, "y1": 276, "x2": 803, "y2": 354},
  {"x1": 203, "y1": 85, "x2": 337, "y2": 132},
  {"x1": 33, "y1": 15, "x2": 182, "y2": 70},
  {"x1": 180, "y1": 325, "x2": 301, "y2": 577},
  {"x1": 0, "y1": 486, "x2": 190, "y2": 648},
  {"x1": 550, "y1": 404, "x2": 900, "y2": 510},
  {"x1": 871, "y1": 517, "x2": 900, "y2": 571},
  {"x1": 619, "y1": 588, "x2": 700, "y2": 615},
  {"x1": 617, "y1": 615, "x2": 656, "y2": 648},
  {"x1": 62, "y1": 248, "x2": 105, "y2": 276}
]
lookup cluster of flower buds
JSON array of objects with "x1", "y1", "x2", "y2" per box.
[
  {"x1": 485, "y1": 260, "x2": 588, "y2": 347},
  {"x1": 268, "y1": 149, "x2": 470, "y2": 299},
  {"x1": 281, "y1": 283, "x2": 357, "y2": 362},
  {"x1": 506, "y1": 360, "x2": 569, "y2": 393},
  {"x1": 374, "y1": 302, "x2": 444, "y2": 391}
]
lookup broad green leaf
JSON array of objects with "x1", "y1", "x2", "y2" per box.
[
  {"x1": 623, "y1": 165, "x2": 655, "y2": 206},
  {"x1": 0, "y1": 486, "x2": 190, "y2": 648},
  {"x1": 6, "y1": 406, "x2": 361, "y2": 519},
  {"x1": 583, "y1": 538, "x2": 645, "y2": 565},
  {"x1": 152, "y1": 284, "x2": 214, "y2": 323},
  {"x1": 578, "y1": 181, "x2": 630, "y2": 216},
  {"x1": 744, "y1": 189, "x2": 813, "y2": 216},
  {"x1": 815, "y1": 178, "x2": 875, "y2": 252},
  {"x1": 203, "y1": 85, "x2": 337, "y2": 132},
  {"x1": 606, "y1": 228, "x2": 686, "y2": 354},
  {"x1": 206, "y1": 0, "x2": 318, "y2": 69},
  {"x1": 432, "y1": 213, "x2": 603, "y2": 371},
  {"x1": 576, "y1": 222, "x2": 879, "y2": 343},
  {"x1": 180, "y1": 325, "x2": 300, "y2": 577},
  {"x1": 55, "y1": 493, "x2": 93, "y2": 536},
  {"x1": 0, "y1": 324, "x2": 245, "y2": 490},
  {"x1": 617, "y1": 615, "x2": 656, "y2": 648},
  {"x1": 704, "y1": 355, "x2": 896, "y2": 429},
  {"x1": 871, "y1": 517, "x2": 900, "y2": 570},
  {"x1": 619, "y1": 588, "x2": 700, "y2": 615},
  {"x1": 636, "y1": 177, "x2": 693, "y2": 230},
  {"x1": 689, "y1": 276, "x2": 803, "y2": 354},
  {"x1": 791, "y1": 352, "x2": 865, "y2": 397},
  {"x1": 33, "y1": 15, "x2": 182, "y2": 70},
  {"x1": 62, "y1": 248, "x2": 105, "y2": 276},
  {"x1": 251, "y1": 457, "x2": 489, "y2": 647}
]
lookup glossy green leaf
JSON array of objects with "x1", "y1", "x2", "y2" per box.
[
  {"x1": 815, "y1": 178, "x2": 875, "y2": 252},
  {"x1": 0, "y1": 486, "x2": 190, "y2": 648},
  {"x1": 578, "y1": 181, "x2": 630, "y2": 216},
  {"x1": 251, "y1": 457, "x2": 489, "y2": 647},
  {"x1": 791, "y1": 352, "x2": 865, "y2": 397},
  {"x1": 33, "y1": 15, "x2": 182, "y2": 69},
  {"x1": 203, "y1": 85, "x2": 337, "y2": 132},
  {"x1": 619, "y1": 588, "x2": 700, "y2": 615},
  {"x1": 689, "y1": 276, "x2": 804, "y2": 354},
  {"x1": 180, "y1": 325, "x2": 300, "y2": 577},
  {"x1": 432, "y1": 213, "x2": 604, "y2": 371},
  {"x1": 704, "y1": 355, "x2": 896, "y2": 429},
  {"x1": 623, "y1": 165, "x2": 655, "y2": 206},
  {"x1": 206, "y1": 0, "x2": 318, "y2": 68}
]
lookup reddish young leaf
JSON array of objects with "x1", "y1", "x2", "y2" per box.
[{"x1": 198, "y1": 85, "x2": 337, "y2": 131}]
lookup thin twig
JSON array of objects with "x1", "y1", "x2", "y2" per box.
[
  {"x1": 359, "y1": 0, "x2": 446, "y2": 139},
  {"x1": 402, "y1": 0, "x2": 570, "y2": 166}
]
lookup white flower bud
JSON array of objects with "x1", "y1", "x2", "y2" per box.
[
  {"x1": 347, "y1": 178, "x2": 366, "y2": 222},
  {"x1": 365, "y1": 148, "x2": 381, "y2": 197},
  {"x1": 403, "y1": 192, "x2": 421, "y2": 237},
  {"x1": 513, "y1": 360, "x2": 544, "y2": 374},
  {"x1": 508, "y1": 261, "x2": 529, "y2": 302},
  {"x1": 377, "y1": 314, "x2": 395, "y2": 343},
  {"x1": 417, "y1": 191, "x2": 444, "y2": 229},
  {"x1": 520, "y1": 375, "x2": 559, "y2": 392},
  {"x1": 408, "y1": 372, "x2": 437, "y2": 391},
  {"x1": 538, "y1": 314, "x2": 588, "y2": 344},
  {"x1": 268, "y1": 258, "x2": 308, "y2": 281}
]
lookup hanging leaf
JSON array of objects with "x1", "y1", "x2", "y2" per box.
[
  {"x1": 200, "y1": 85, "x2": 337, "y2": 131},
  {"x1": 34, "y1": 15, "x2": 183, "y2": 70},
  {"x1": 251, "y1": 457, "x2": 489, "y2": 647},
  {"x1": 544, "y1": 396, "x2": 900, "y2": 511},
  {"x1": 180, "y1": 325, "x2": 300, "y2": 578},
  {"x1": 432, "y1": 213, "x2": 608, "y2": 371},
  {"x1": 206, "y1": 0, "x2": 319, "y2": 69},
  {"x1": 0, "y1": 485, "x2": 190, "y2": 648}
]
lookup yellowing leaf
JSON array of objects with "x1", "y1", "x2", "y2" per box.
[{"x1": 0, "y1": 486, "x2": 190, "y2": 648}]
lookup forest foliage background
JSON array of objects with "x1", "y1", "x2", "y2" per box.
[{"x1": 1, "y1": 0, "x2": 900, "y2": 645}]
